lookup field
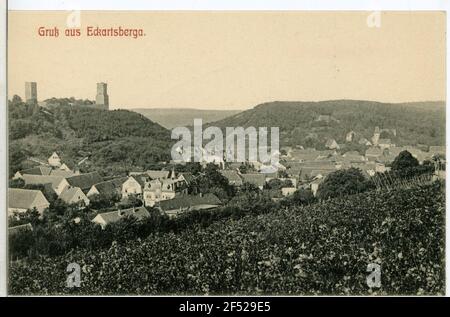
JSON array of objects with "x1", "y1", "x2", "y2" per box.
[{"x1": 9, "y1": 181, "x2": 445, "y2": 295}]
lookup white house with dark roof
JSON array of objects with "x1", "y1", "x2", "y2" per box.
[
  {"x1": 143, "y1": 177, "x2": 187, "y2": 207},
  {"x1": 122, "y1": 175, "x2": 147, "y2": 198},
  {"x1": 48, "y1": 152, "x2": 61, "y2": 167},
  {"x1": 8, "y1": 188, "x2": 50, "y2": 216}
]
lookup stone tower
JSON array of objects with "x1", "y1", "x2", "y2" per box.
[
  {"x1": 95, "y1": 82, "x2": 109, "y2": 110},
  {"x1": 25, "y1": 82, "x2": 37, "y2": 103}
]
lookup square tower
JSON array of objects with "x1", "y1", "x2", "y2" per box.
[
  {"x1": 25, "y1": 82, "x2": 37, "y2": 103},
  {"x1": 95, "y1": 82, "x2": 109, "y2": 110}
]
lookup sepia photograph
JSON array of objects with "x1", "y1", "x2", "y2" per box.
[{"x1": 3, "y1": 5, "x2": 447, "y2": 299}]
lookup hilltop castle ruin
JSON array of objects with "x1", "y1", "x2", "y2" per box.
[{"x1": 23, "y1": 82, "x2": 110, "y2": 110}]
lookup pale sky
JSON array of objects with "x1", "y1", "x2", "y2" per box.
[{"x1": 8, "y1": 11, "x2": 446, "y2": 110}]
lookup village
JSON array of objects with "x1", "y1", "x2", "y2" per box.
[{"x1": 8, "y1": 123, "x2": 446, "y2": 233}]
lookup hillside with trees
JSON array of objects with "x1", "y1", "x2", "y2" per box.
[
  {"x1": 209, "y1": 100, "x2": 445, "y2": 148},
  {"x1": 8, "y1": 96, "x2": 173, "y2": 177}
]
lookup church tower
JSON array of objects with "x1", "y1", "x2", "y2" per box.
[{"x1": 95, "y1": 82, "x2": 109, "y2": 110}]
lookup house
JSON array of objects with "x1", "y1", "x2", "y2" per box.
[
  {"x1": 48, "y1": 152, "x2": 61, "y2": 167},
  {"x1": 8, "y1": 188, "x2": 50, "y2": 216},
  {"x1": 143, "y1": 178, "x2": 187, "y2": 207},
  {"x1": 13, "y1": 166, "x2": 52, "y2": 180},
  {"x1": 220, "y1": 170, "x2": 243, "y2": 186},
  {"x1": 158, "y1": 193, "x2": 222, "y2": 218},
  {"x1": 281, "y1": 187, "x2": 297, "y2": 197},
  {"x1": 59, "y1": 187, "x2": 90, "y2": 206},
  {"x1": 92, "y1": 206, "x2": 151, "y2": 229},
  {"x1": 9, "y1": 223, "x2": 33, "y2": 236},
  {"x1": 122, "y1": 175, "x2": 147, "y2": 198},
  {"x1": 240, "y1": 173, "x2": 266, "y2": 189},
  {"x1": 325, "y1": 139, "x2": 339, "y2": 150},
  {"x1": 87, "y1": 177, "x2": 128, "y2": 198},
  {"x1": 22, "y1": 174, "x2": 70, "y2": 195},
  {"x1": 66, "y1": 172, "x2": 103, "y2": 193}
]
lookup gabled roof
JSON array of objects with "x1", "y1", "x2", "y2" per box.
[
  {"x1": 8, "y1": 188, "x2": 49, "y2": 210},
  {"x1": 22, "y1": 174, "x2": 66, "y2": 188},
  {"x1": 66, "y1": 172, "x2": 103, "y2": 190},
  {"x1": 49, "y1": 169, "x2": 75, "y2": 177},
  {"x1": 59, "y1": 187, "x2": 86, "y2": 203},
  {"x1": 18, "y1": 166, "x2": 52, "y2": 176},
  {"x1": 158, "y1": 194, "x2": 221, "y2": 212},
  {"x1": 240, "y1": 173, "x2": 266, "y2": 187},
  {"x1": 93, "y1": 206, "x2": 150, "y2": 226},
  {"x1": 131, "y1": 170, "x2": 170, "y2": 179},
  {"x1": 49, "y1": 152, "x2": 60, "y2": 159},
  {"x1": 220, "y1": 170, "x2": 243, "y2": 186},
  {"x1": 93, "y1": 177, "x2": 128, "y2": 195},
  {"x1": 127, "y1": 174, "x2": 149, "y2": 188},
  {"x1": 179, "y1": 172, "x2": 195, "y2": 184}
]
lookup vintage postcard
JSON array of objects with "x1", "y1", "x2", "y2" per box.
[{"x1": 3, "y1": 7, "x2": 447, "y2": 299}]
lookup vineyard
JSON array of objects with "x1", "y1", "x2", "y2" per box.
[{"x1": 9, "y1": 181, "x2": 445, "y2": 295}]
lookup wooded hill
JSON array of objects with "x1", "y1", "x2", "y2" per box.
[
  {"x1": 208, "y1": 100, "x2": 445, "y2": 149},
  {"x1": 9, "y1": 96, "x2": 173, "y2": 177}
]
